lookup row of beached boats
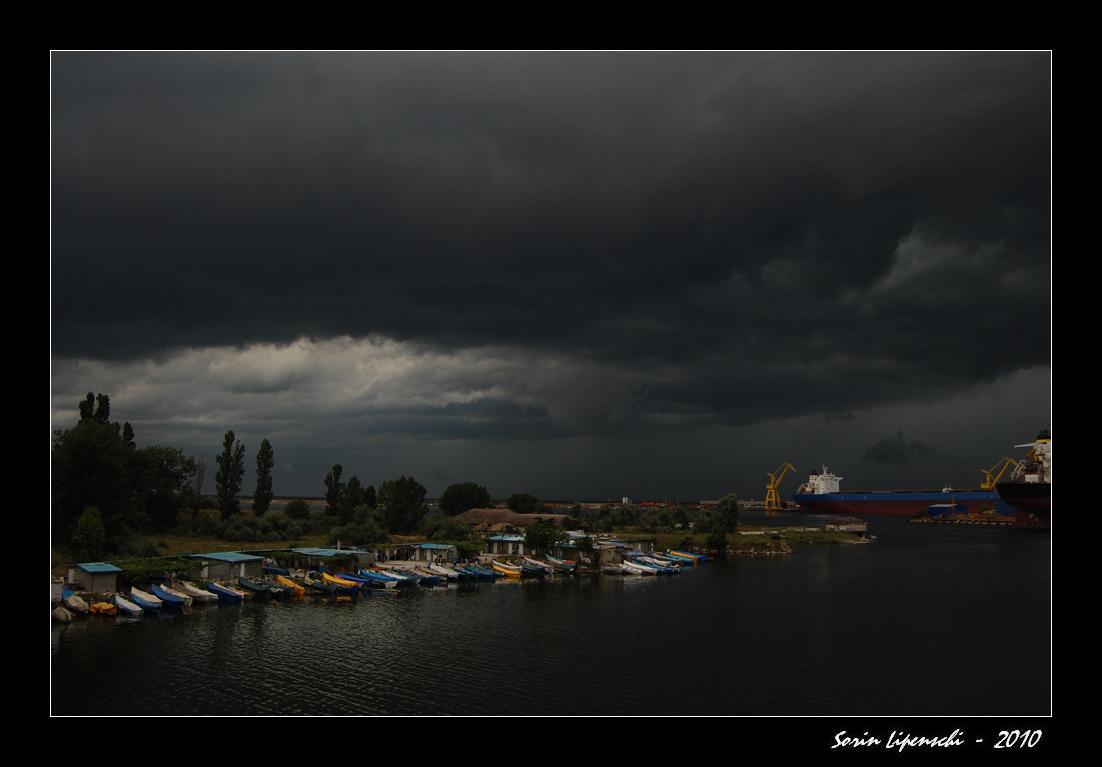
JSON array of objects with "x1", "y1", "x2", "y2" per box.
[
  {"x1": 52, "y1": 551, "x2": 712, "y2": 620},
  {"x1": 603, "y1": 550, "x2": 711, "y2": 576}
]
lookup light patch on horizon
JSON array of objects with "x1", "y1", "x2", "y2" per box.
[{"x1": 51, "y1": 335, "x2": 688, "y2": 445}]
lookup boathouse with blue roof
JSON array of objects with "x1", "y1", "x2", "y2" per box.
[
  {"x1": 67, "y1": 562, "x2": 122, "y2": 593},
  {"x1": 189, "y1": 551, "x2": 265, "y2": 580},
  {"x1": 484, "y1": 534, "x2": 526, "y2": 557}
]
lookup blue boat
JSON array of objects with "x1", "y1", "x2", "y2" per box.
[
  {"x1": 330, "y1": 572, "x2": 382, "y2": 592},
  {"x1": 263, "y1": 564, "x2": 291, "y2": 576},
  {"x1": 411, "y1": 569, "x2": 443, "y2": 587},
  {"x1": 365, "y1": 568, "x2": 421, "y2": 588},
  {"x1": 150, "y1": 583, "x2": 188, "y2": 607},
  {"x1": 632, "y1": 558, "x2": 676, "y2": 574},
  {"x1": 206, "y1": 582, "x2": 246, "y2": 603},
  {"x1": 355, "y1": 569, "x2": 403, "y2": 587},
  {"x1": 519, "y1": 563, "x2": 546, "y2": 579},
  {"x1": 462, "y1": 565, "x2": 500, "y2": 580},
  {"x1": 129, "y1": 587, "x2": 163, "y2": 612}
]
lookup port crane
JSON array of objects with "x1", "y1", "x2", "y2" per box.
[
  {"x1": 979, "y1": 457, "x2": 1020, "y2": 490},
  {"x1": 765, "y1": 462, "x2": 797, "y2": 514}
]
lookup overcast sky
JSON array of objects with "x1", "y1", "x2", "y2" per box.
[{"x1": 51, "y1": 52, "x2": 1051, "y2": 500}]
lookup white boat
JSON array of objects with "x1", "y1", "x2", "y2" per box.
[
  {"x1": 371, "y1": 567, "x2": 418, "y2": 584},
  {"x1": 114, "y1": 594, "x2": 143, "y2": 616},
  {"x1": 427, "y1": 563, "x2": 461, "y2": 579},
  {"x1": 639, "y1": 556, "x2": 680, "y2": 571},
  {"x1": 64, "y1": 594, "x2": 90, "y2": 615},
  {"x1": 621, "y1": 560, "x2": 658, "y2": 576},
  {"x1": 158, "y1": 584, "x2": 194, "y2": 607},
  {"x1": 178, "y1": 581, "x2": 219, "y2": 603},
  {"x1": 130, "y1": 587, "x2": 164, "y2": 610},
  {"x1": 522, "y1": 556, "x2": 555, "y2": 573}
]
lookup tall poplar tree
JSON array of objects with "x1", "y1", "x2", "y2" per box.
[
  {"x1": 324, "y1": 464, "x2": 344, "y2": 516},
  {"x1": 215, "y1": 430, "x2": 246, "y2": 520},
  {"x1": 253, "y1": 439, "x2": 274, "y2": 516}
]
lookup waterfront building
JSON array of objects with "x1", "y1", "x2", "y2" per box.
[
  {"x1": 189, "y1": 552, "x2": 265, "y2": 580},
  {"x1": 67, "y1": 562, "x2": 122, "y2": 593}
]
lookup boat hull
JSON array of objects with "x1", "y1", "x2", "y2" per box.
[
  {"x1": 792, "y1": 489, "x2": 1014, "y2": 517},
  {"x1": 995, "y1": 482, "x2": 1051, "y2": 529},
  {"x1": 206, "y1": 582, "x2": 246, "y2": 603}
]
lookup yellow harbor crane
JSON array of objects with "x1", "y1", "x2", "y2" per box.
[
  {"x1": 765, "y1": 462, "x2": 797, "y2": 514},
  {"x1": 980, "y1": 457, "x2": 1020, "y2": 490}
]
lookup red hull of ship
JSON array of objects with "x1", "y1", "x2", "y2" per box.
[{"x1": 793, "y1": 499, "x2": 999, "y2": 516}]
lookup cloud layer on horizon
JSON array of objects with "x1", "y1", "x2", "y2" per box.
[{"x1": 51, "y1": 53, "x2": 1051, "y2": 495}]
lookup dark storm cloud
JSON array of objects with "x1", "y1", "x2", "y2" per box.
[
  {"x1": 862, "y1": 431, "x2": 935, "y2": 466},
  {"x1": 52, "y1": 52, "x2": 1050, "y2": 436}
]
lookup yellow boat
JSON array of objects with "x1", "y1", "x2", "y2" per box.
[
  {"x1": 275, "y1": 574, "x2": 305, "y2": 596},
  {"x1": 322, "y1": 572, "x2": 360, "y2": 590},
  {"x1": 89, "y1": 601, "x2": 117, "y2": 616},
  {"x1": 491, "y1": 560, "x2": 522, "y2": 579}
]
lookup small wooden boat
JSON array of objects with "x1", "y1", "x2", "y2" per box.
[
  {"x1": 544, "y1": 555, "x2": 577, "y2": 574},
  {"x1": 321, "y1": 572, "x2": 361, "y2": 595},
  {"x1": 637, "y1": 556, "x2": 678, "y2": 574},
  {"x1": 130, "y1": 587, "x2": 164, "y2": 611},
  {"x1": 661, "y1": 552, "x2": 696, "y2": 566},
  {"x1": 602, "y1": 564, "x2": 625, "y2": 575},
  {"x1": 491, "y1": 560, "x2": 523, "y2": 579},
  {"x1": 352, "y1": 570, "x2": 398, "y2": 589},
  {"x1": 412, "y1": 568, "x2": 443, "y2": 586},
  {"x1": 151, "y1": 583, "x2": 190, "y2": 607},
  {"x1": 428, "y1": 563, "x2": 472, "y2": 581},
  {"x1": 371, "y1": 567, "x2": 420, "y2": 587},
  {"x1": 89, "y1": 601, "x2": 117, "y2": 616},
  {"x1": 237, "y1": 578, "x2": 274, "y2": 599},
  {"x1": 114, "y1": 594, "x2": 144, "y2": 616},
  {"x1": 669, "y1": 550, "x2": 708, "y2": 562},
  {"x1": 274, "y1": 574, "x2": 306, "y2": 596},
  {"x1": 52, "y1": 605, "x2": 73, "y2": 622},
  {"x1": 519, "y1": 562, "x2": 547, "y2": 579},
  {"x1": 523, "y1": 556, "x2": 555, "y2": 574},
  {"x1": 206, "y1": 582, "x2": 247, "y2": 603},
  {"x1": 303, "y1": 574, "x2": 338, "y2": 594},
  {"x1": 64, "y1": 593, "x2": 90, "y2": 615},
  {"x1": 178, "y1": 581, "x2": 218, "y2": 603},
  {"x1": 333, "y1": 572, "x2": 384, "y2": 593},
  {"x1": 463, "y1": 565, "x2": 500, "y2": 580},
  {"x1": 621, "y1": 560, "x2": 658, "y2": 576}
]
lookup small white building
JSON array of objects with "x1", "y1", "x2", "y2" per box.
[
  {"x1": 484, "y1": 534, "x2": 526, "y2": 557},
  {"x1": 411, "y1": 543, "x2": 459, "y2": 563},
  {"x1": 66, "y1": 562, "x2": 122, "y2": 593}
]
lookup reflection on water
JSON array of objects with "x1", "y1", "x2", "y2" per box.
[{"x1": 51, "y1": 517, "x2": 1050, "y2": 715}]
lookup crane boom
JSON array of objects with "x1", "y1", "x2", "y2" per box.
[
  {"x1": 765, "y1": 462, "x2": 797, "y2": 512},
  {"x1": 980, "y1": 457, "x2": 1020, "y2": 490}
]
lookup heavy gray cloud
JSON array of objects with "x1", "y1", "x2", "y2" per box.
[
  {"x1": 862, "y1": 431, "x2": 936, "y2": 466},
  {"x1": 50, "y1": 52, "x2": 1051, "y2": 496}
]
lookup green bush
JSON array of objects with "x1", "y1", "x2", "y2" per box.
[{"x1": 285, "y1": 499, "x2": 311, "y2": 519}]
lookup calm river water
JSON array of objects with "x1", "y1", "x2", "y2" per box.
[{"x1": 50, "y1": 516, "x2": 1050, "y2": 715}]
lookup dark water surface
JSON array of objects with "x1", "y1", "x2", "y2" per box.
[{"x1": 51, "y1": 516, "x2": 1050, "y2": 715}]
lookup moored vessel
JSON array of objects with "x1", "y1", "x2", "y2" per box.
[
  {"x1": 996, "y1": 427, "x2": 1051, "y2": 529},
  {"x1": 792, "y1": 466, "x2": 1013, "y2": 516}
]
